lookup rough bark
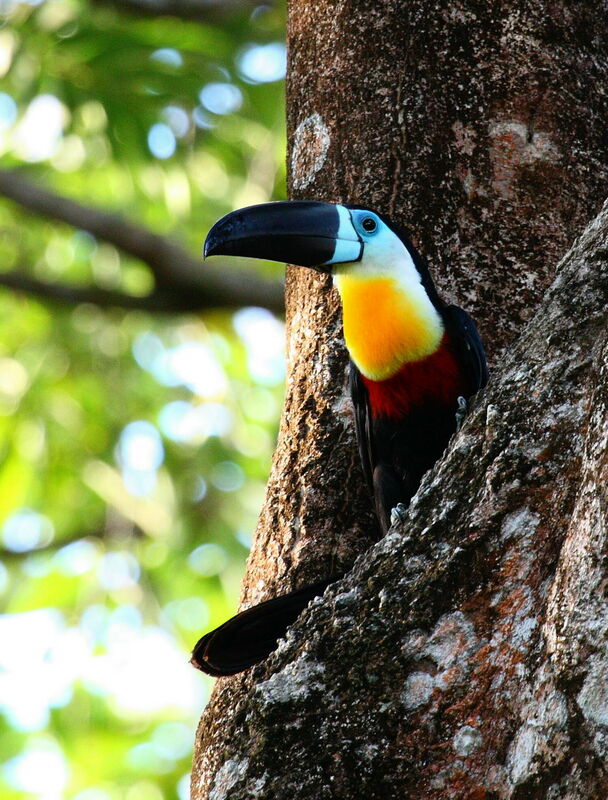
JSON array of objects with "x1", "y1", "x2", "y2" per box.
[{"x1": 192, "y1": 2, "x2": 608, "y2": 798}]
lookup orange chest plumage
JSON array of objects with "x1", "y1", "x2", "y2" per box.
[
  {"x1": 361, "y1": 334, "x2": 467, "y2": 420},
  {"x1": 335, "y1": 275, "x2": 444, "y2": 381}
]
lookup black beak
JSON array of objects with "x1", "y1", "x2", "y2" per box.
[{"x1": 204, "y1": 201, "x2": 362, "y2": 273}]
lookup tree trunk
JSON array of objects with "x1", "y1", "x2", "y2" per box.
[{"x1": 192, "y1": 2, "x2": 608, "y2": 798}]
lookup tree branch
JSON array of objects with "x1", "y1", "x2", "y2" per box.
[
  {"x1": 0, "y1": 270, "x2": 215, "y2": 313},
  {"x1": 0, "y1": 519, "x2": 148, "y2": 559},
  {"x1": 0, "y1": 169, "x2": 284, "y2": 313},
  {"x1": 90, "y1": 0, "x2": 267, "y2": 24}
]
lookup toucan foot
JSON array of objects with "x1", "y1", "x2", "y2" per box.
[
  {"x1": 390, "y1": 503, "x2": 408, "y2": 527},
  {"x1": 455, "y1": 396, "x2": 468, "y2": 432}
]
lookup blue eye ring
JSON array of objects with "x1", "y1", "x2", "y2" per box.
[{"x1": 361, "y1": 216, "x2": 377, "y2": 233}]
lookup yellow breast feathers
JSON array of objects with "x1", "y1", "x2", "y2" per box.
[{"x1": 335, "y1": 275, "x2": 444, "y2": 380}]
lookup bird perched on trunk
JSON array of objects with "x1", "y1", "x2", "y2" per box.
[{"x1": 193, "y1": 201, "x2": 488, "y2": 676}]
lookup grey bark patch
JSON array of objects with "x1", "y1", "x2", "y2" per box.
[
  {"x1": 291, "y1": 114, "x2": 330, "y2": 190},
  {"x1": 423, "y1": 611, "x2": 478, "y2": 671},
  {"x1": 453, "y1": 725, "x2": 483, "y2": 757},
  {"x1": 208, "y1": 758, "x2": 249, "y2": 800},
  {"x1": 256, "y1": 656, "x2": 325, "y2": 707},
  {"x1": 500, "y1": 506, "x2": 540, "y2": 542},
  {"x1": 402, "y1": 671, "x2": 434, "y2": 710},
  {"x1": 577, "y1": 656, "x2": 608, "y2": 728}
]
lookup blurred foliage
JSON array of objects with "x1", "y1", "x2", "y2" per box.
[{"x1": 0, "y1": 0, "x2": 287, "y2": 798}]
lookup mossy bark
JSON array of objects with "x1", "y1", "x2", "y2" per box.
[{"x1": 192, "y1": 2, "x2": 608, "y2": 798}]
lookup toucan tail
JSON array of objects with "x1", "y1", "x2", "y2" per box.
[{"x1": 190, "y1": 576, "x2": 341, "y2": 676}]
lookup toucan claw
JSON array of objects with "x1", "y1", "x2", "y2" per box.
[
  {"x1": 390, "y1": 502, "x2": 408, "y2": 527},
  {"x1": 455, "y1": 396, "x2": 468, "y2": 432}
]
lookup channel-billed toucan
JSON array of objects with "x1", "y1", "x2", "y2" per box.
[{"x1": 192, "y1": 201, "x2": 488, "y2": 676}]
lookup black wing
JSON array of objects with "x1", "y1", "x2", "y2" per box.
[
  {"x1": 349, "y1": 361, "x2": 375, "y2": 495},
  {"x1": 441, "y1": 305, "x2": 488, "y2": 395},
  {"x1": 191, "y1": 577, "x2": 339, "y2": 676},
  {"x1": 350, "y1": 361, "x2": 416, "y2": 535}
]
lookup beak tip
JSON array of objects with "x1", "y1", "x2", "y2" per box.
[{"x1": 203, "y1": 235, "x2": 217, "y2": 260}]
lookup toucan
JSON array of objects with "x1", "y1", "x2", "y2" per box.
[{"x1": 192, "y1": 201, "x2": 488, "y2": 676}]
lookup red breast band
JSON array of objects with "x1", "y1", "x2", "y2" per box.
[{"x1": 362, "y1": 335, "x2": 467, "y2": 419}]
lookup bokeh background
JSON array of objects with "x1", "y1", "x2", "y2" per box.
[{"x1": 0, "y1": 1, "x2": 286, "y2": 797}]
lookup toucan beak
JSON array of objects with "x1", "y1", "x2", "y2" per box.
[{"x1": 203, "y1": 201, "x2": 362, "y2": 273}]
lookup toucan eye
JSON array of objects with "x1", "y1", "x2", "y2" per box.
[{"x1": 361, "y1": 217, "x2": 377, "y2": 233}]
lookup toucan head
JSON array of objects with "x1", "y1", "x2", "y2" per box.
[
  {"x1": 205, "y1": 201, "x2": 446, "y2": 378},
  {"x1": 204, "y1": 201, "x2": 439, "y2": 303}
]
